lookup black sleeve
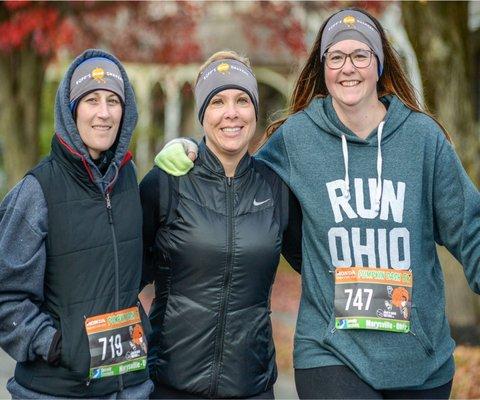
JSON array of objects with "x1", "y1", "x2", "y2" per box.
[
  {"x1": 139, "y1": 167, "x2": 162, "y2": 289},
  {"x1": 281, "y1": 189, "x2": 302, "y2": 274}
]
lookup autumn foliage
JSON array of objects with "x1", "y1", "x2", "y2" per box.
[
  {"x1": 0, "y1": 1, "x2": 74, "y2": 57},
  {"x1": 239, "y1": 2, "x2": 307, "y2": 58}
]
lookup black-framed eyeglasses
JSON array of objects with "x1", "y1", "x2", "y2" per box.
[{"x1": 323, "y1": 49, "x2": 374, "y2": 70}]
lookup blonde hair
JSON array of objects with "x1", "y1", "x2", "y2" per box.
[{"x1": 196, "y1": 50, "x2": 251, "y2": 84}]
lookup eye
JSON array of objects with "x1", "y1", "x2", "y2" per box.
[
  {"x1": 84, "y1": 97, "x2": 98, "y2": 105},
  {"x1": 353, "y1": 53, "x2": 368, "y2": 61},
  {"x1": 210, "y1": 97, "x2": 223, "y2": 106},
  {"x1": 353, "y1": 50, "x2": 370, "y2": 59},
  {"x1": 328, "y1": 52, "x2": 345, "y2": 63},
  {"x1": 237, "y1": 96, "x2": 250, "y2": 104},
  {"x1": 108, "y1": 97, "x2": 121, "y2": 105}
]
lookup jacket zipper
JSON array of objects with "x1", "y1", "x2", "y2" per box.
[
  {"x1": 209, "y1": 176, "x2": 234, "y2": 397},
  {"x1": 105, "y1": 192, "x2": 124, "y2": 391}
]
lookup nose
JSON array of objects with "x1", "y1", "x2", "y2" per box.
[
  {"x1": 342, "y1": 56, "x2": 356, "y2": 74},
  {"x1": 223, "y1": 102, "x2": 239, "y2": 119},
  {"x1": 96, "y1": 99, "x2": 110, "y2": 118}
]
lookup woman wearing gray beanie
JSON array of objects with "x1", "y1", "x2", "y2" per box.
[
  {"x1": 0, "y1": 49, "x2": 153, "y2": 398},
  {"x1": 156, "y1": 7, "x2": 480, "y2": 400}
]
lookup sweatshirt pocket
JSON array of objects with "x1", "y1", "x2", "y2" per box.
[
  {"x1": 323, "y1": 308, "x2": 436, "y2": 390},
  {"x1": 409, "y1": 306, "x2": 434, "y2": 356}
]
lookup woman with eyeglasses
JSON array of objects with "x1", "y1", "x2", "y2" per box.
[
  {"x1": 155, "y1": 7, "x2": 480, "y2": 399},
  {"x1": 256, "y1": 8, "x2": 480, "y2": 399}
]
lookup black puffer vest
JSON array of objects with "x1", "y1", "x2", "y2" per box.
[
  {"x1": 149, "y1": 142, "x2": 288, "y2": 398},
  {"x1": 14, "y1": 135, "x2": 150, "y2": 397}
]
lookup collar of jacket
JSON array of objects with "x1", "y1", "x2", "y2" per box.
[
  {"x1": 52, "y1": 133, "x2": 132, "y2": 192},
  {"x1": 197, "y1": 138, "x2": 252, "y2": 178}
]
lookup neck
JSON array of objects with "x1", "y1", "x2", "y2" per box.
[
  {"x1": 221, "y1": 156, "x2": 240, "y2": 177},
  {"x1": 332, "y1": 96, "x2": 386, "y2": 139},
  {"x1": 206, "y1": 145, "x2": 246, "y2": 177}
]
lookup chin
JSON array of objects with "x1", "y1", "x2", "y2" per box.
[{"x1": 337, "y1": 94, "x2": 366, "y2": 107}]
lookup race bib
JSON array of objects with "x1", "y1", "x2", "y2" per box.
[
  {"x1": 85, "y1": 306, "x2": 147, "y2": 380},
  {"x1": 334, "y1": 267, "x2": 412, "y2": 333}
]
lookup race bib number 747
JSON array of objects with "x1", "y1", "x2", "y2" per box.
[{"x1": 334, "y1": 267, "x2": 412, "y2": 333}]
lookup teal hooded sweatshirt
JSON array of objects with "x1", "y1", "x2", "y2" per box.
[{"x1": 256, "y1": 95, "x2": 480, "y2": 390}]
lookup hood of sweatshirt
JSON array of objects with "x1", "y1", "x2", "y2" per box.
[
  {"x1": 54, "y1": 49, "x2": 138, "y2": 193},
  {"x1": 302, "y1": 95, "x2": 412, "y2": 211},
  {"x1": 303, "y1": 95, "x2": 411, "y2": 145}
]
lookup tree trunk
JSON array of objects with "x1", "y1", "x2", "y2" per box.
[
  {"x1": 401, "y1": 1, "x2": 479, "y2": 185},
  {"x1": 402, "y1": 1, "x2": 480, "y2": 342},
  {"x1": 0, "y1": 47, "x2": 45, "y2": 189}
]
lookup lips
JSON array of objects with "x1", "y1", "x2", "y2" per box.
[
  {"x1": 339, "y1": 80, "x2": 361, "y2": 87},
  {"x1": 92, "y1": 125, "x2": 112, "y2": 131},
  {"x1": 221, "y1": 127, "x2": 242, "y2": 132},
  {"x1": 220, "y1": 126, "x2": 243, "y2": 137}
]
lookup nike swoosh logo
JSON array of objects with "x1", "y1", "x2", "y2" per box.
[{"x1": 253, "y1": 198, "x2": 270, "y2": 206}]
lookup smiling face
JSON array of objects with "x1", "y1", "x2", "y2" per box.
[
  {"x1": 324, "y1": 39, "x2": 379, "y2": 110},
  {"x1": 76, "y1": 90, "x2": 123, "y2": 159},
  {"x1": 203, "y1": 88, "x2": 256, "y2": 163}
]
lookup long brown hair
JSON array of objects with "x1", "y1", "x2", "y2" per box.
[{"x1": 264, "y1": 7, "x2": 450, "y2": 142}]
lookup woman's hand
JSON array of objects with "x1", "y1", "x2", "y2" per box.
[{"x1": 154, "y1": 138, "x2": 198, "y2": 176}]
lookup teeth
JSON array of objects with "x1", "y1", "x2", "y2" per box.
[
  {"x1": 341, "y1": 81, "x2": 360, "y2": 87},
  {"x1": 222, "y1": 127, "x2": 241, "y2": 132}
]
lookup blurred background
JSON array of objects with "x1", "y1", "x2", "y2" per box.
[{"x1": 0, "y1": 1, "x2": 479, "y2": 398}]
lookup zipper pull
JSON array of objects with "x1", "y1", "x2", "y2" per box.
[
  {"x1": 227, "y1": 177, "x2": 232, "y2": 186},
  {"x1": 105, "y1": 193, "x2": 113, "y2": 224}
]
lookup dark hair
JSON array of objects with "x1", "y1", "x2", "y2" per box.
[{"x1": 263, "y1": 7, "x2": 450, "y2": 142}]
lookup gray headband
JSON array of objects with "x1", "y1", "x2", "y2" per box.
[
  {"x1": 320, "y1": 10, "x2": 384, "y2": 75},
  {"x1": 70, "y1": 57, "x2": 125, "y2": 106},
  {"x1": 195, "y1": 59, "x2": 259, "y2": 124}
]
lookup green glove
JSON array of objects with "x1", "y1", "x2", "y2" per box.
[{"x1": 154, "y1": 142, "x2": 195, "y2": 176}]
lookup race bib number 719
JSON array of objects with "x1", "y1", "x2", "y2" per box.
[{"x1": 85, "y1": 306, "x2": 147, "y2": 380}]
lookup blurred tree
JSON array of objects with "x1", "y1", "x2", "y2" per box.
[
  {"x1": 238, "y1": 1, "x2": 308, "y2": 58},
  {"x1": 67, "y1": 2, "x2": 202, "y2": 64},
  {"x1": 0, "y1": 1, "x2": 74, "y2": 188},
  {"x1": 402, "y1": 1, "x2": 480, "y2": 340},
  {"x1": 402, "y1": 1, "x2": 479, "y2": 185}
]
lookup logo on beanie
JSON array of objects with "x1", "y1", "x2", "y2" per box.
[
  {"x1": 343, "y1": 15, "x2": 356, "y2": 27},
  {"x1": 91, "y1": 67, "x2": 106, "y2": 83},
  {"x1": 217, "y1": 63, "x2": 230, "y2": 75}
]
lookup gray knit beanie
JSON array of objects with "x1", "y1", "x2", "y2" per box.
[{"x1": 69, "y1": 57, "x2": 125, "y2": 112}]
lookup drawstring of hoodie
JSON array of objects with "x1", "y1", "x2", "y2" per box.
[
  {"x1": 105, "y1": 162, "x2": 120, "y2": 193},
  {"x1": 341, "y1": 134, "x2": 350, "y2": 200},
  {"x1": 341, "y1": 120, "x2": 385, "y2": 212},
  {"x1": 374, "y1": 121, "x2": 385, "y2": 212}
]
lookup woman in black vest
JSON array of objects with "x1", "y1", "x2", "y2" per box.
[
  {"x1": 0, "y1": 49, "x2": 152, "y2": 398},
  {"x1": 140, "y1": 51, "x2": 302, "y2": 399}
]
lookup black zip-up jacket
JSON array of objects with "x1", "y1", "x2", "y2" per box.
[
  {"x1": 14, "y1": 135, "x2": 150, "y2": 397},
  {"x1": 140, "y1": 141, "x2": 302, "y2": 398}
]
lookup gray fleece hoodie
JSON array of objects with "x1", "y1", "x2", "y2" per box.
[
  {"x1": 0, "y1": 49, "x2": 137, "y2": 372},
  {"x1": 256, "y1": 95, "x2": 480, "y2": 390}
]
